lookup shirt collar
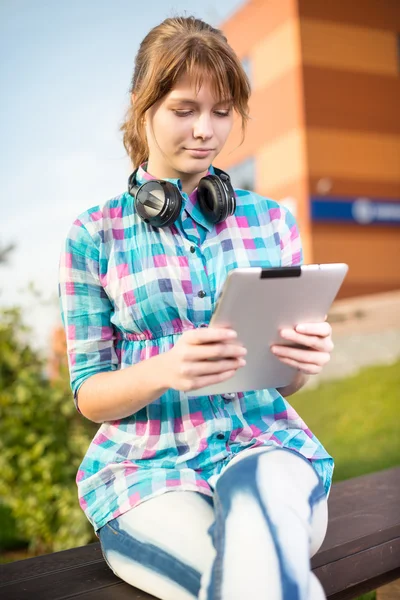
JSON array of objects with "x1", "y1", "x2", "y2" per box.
[{"x1": 135, "y1": 163, "x2": 215, "y2": 232}]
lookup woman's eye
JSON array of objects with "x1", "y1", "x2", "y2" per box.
[
  {"x1": 173, "y1": 110, "x2": 230, "y2": 117},
  {"x1": 174, "y1": 111, "x2": 192, "y2": 117}
]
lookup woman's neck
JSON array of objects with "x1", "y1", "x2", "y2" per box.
[{"x1": 145, "y1": 160, "x2": 208, "y2": 195}]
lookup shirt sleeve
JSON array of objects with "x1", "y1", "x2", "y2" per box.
[
  {"x1": 58, "y1": 219, "x2": 118, "y2": 407},
  {"x1": 278, "y1": 206, "x2": 303, "y2": 267}
]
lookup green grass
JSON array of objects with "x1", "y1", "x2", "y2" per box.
[
  {"x1": 290, "y1": 360, "x2": 400, "y2": 600},
  {"x1": 292, "y1": 360, "x2": 400, "y2": 483}
]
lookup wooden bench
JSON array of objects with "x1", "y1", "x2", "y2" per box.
[{"x1": 1, "y1": 467, "x2": 399, "y2": 599}]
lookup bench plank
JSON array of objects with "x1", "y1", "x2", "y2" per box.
[
  {"x1": 69, "y1": 585, "x2": 155, "y2": 600},
  {"x1": 315, "y1": 539, "x2": 400, "y2": 599},
  {"x1": 312, "y1": 466, "x2": 400, "y2": 569},
  {"x1": 0, "y1": 543, "x2": 102, "y2": 586},
  {"x1": 1, "y1": 466, "x2": 399, "y2": 599}
]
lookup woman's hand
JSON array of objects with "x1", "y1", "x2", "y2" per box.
[
  {"x1": 271, "y1": 321, "x2": 334, "y2": 375},
  {"x1": 160, "y1": 327, "x2": 247, "y2": 392}
]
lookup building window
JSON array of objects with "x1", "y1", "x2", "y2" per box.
[
  {"x1": 228, "y1": 157, "x2": 255, "y2": 191},
  {"x1": 241, "y1": 56, "x2": 252, "y2": 85}
]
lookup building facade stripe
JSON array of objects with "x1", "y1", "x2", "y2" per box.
[
  {"x1": 218, "y1": 66, "x2": 306, "y2": 169},
  {"x1": 307, "y1": 128, "x2": 400, "y2": 183},
  {"x1": 303, "y1": 67, "x2": 400, "y2": 136},
  {"x1": 298, "y1": 0, "x2": 400, "y2": 32},
  {"x1": 300, "y1": 19, "x2": 398, "y2": 77},
  {"x1": 252, "y1": 19, "x2": 301, "y2": 90},
  {"x1": 222, "y1": 0, "x2": 299, "y2": 59},
  {"x1": 309, "y1": 177, "x2": 400, "y2": 200}
]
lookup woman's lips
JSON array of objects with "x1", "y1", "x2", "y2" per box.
[{"x1": 185, "y1": 148, "x2": 214, "y2": 157}]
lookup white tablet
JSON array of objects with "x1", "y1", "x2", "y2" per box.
[{"x1": 189, "y1": 263, "x2": 348, "y2": 396}]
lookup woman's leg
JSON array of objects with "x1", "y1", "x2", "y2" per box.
[
  {"x1": 99, "y1": 448, "x2": 328, "y2": 600},
  {"x1": 98, "y1": 490, "x2": 215, "y2": 600},
  {"x1": 200, "y1": 447, "x2": 328, "y2": 600}
]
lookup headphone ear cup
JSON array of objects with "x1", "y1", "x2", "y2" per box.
[
  {"x1": 134, "y1": 180, "x2": 182, "y2": 227},
  {"x1": 198, "y1": 175, "x2": 230, "y2": 224}
]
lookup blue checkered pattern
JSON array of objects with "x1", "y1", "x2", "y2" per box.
[{"x1": 59, "y1": 164, "x2": 334, "y2": 532}]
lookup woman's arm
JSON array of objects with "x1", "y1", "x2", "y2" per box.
[
  {"x1": 78, "y1": 327, "x2": 245, "y2": 422},
  {"x1": 59, "y1": 219, "x2": 246, "y2": 423},
  {"x1": 59, "y1": 220, "x2": 120, "y2": 412},
  {"x1": 76, "y1": 353, "x2": 169, "y2": 422},
  {"x1": 276, "y1": 371, "x2": 309, "y2": 397},
  {"x1": 59, "y1": 220, "x2": 171, "y2": 422}
]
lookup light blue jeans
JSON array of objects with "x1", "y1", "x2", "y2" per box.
[{"x1": 98, "y1": 447, "x2": 329, "y2": 600}]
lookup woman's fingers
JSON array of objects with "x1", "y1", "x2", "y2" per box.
[
  {"x1": 189, "y1": 342, "x2": 247, "y2": 361},
  {"x1": 170, "y1": 327, "x2": 248, "y2": 391},
  {"x1": 180, "y1": 357, "x2": 246, "y2": 378},
  {"x1": 272, "y1": 355, "x2": 322, "y2": 375},
  {"x1": 188, "y1": 369, "x2": 238, "y2": 391},
  {"x1": 279, "y1": 326, "x2": 334, "y2": 353},
  {"x1": 271, "y1": 344, "x2": 331, "y2": 370},
  {"x1": 185, "y1": 327, "x2": 237, "y2": 344},
  {"x1": 295, "y1": 322, "x2": 332, "y2": 337},
  {"x1": 180, "y1": 327, "x2": 246, "y2": 360}
]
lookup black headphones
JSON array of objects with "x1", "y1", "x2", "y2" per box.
[{"x1": 127, "y1": 167, "x2": 236, "y2": 228}]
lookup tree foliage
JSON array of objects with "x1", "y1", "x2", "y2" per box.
[
  {"x1": 0, "y1": 241, "x2": 15, "y2": 265},
  {"x1": 0, "y1": 307, "x2": 97, "y2": 554}
]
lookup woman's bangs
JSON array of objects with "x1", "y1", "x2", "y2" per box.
[{"x1": 183, "y1": 54, "x2": 234, "y2": 105}]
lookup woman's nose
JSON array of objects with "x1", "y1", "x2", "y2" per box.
[{"x1": 193, "y1": 114, "x2": 213, "y2": 140}]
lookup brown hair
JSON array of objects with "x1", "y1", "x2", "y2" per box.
[{"x1": 120, "y1": 16, "x2": 251, "y2": 168}]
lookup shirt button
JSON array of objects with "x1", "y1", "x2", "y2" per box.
[
  {"x1": 216, "y1": 433, "x2": 225, "y2": 440},
  {"x1": 222, "y1": 393, "x2": 236, "y2": 402},
  {"x1": 198, "y1": 290, "x2": 206, "y2": 298},
  {"x1": 190, "y1": 246, "x2": 196, "y2": 253}
]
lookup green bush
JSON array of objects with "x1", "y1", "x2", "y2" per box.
[
  {"x1": 0, "y1": 307, "x2": 97, "y2": 554},
  {"x1": 0, "y1": 503, "x2": 27, "y2": 552}
]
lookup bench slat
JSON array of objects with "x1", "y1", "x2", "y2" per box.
[
  {"x1": 1, "y1": 561, "x2": 119, "y2": 599},
  {"x1": 0, "y1": 543, "x2": 102, "y2": 586},
  {"x1": 315, "y1": 538, "x2": 400, "y2": 599},
  {"x1": 312, "y1": 467, "x2": 400, "y2": 569},
  {"x1": 1, "y1": 466, "x2": 399, "y2": 599},
  {"x1": 65, "y1": 583, "x2": 156, "y2": 600}
]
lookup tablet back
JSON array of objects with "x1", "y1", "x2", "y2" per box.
[{"x1": 189, "y1": 263, "x2": 348, "y2": 397}]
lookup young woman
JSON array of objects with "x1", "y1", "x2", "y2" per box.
[{"x1": 59, "y1": 16, "x2": 334, "y2": 600}]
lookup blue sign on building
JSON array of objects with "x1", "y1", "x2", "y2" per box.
[{"x1": 311, "y1": 197, "x2": 400, "y2": 226}]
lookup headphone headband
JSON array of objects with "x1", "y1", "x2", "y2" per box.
[{"x1": 127, "y1": 167, "x2": 236, "y2": 227}]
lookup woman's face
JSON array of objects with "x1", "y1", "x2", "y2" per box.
[{"x1": 145, "y1": 73, "x2": 234, "y2": 182}]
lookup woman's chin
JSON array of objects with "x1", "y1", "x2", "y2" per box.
[{"x1": 177, "y1": 156, "x2": 213, "y2": 174}]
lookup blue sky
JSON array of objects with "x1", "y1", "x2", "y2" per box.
[{"x1": 0, "y1": 0, "x2": 245, "y2": 350}]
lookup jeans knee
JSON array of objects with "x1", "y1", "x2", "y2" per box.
[{"x1": 217, "y1": 447, "x2": 325, "y2": 514}]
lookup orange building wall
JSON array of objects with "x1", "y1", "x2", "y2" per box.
[
  {"x1": 312, "y1": 225, "x2": 400, "y2": 297},
  {"x1": 218, "y1": 0, "x2": 313, "y2": 260},
  {"x1": 299, "y1": 0, "x2": 400, "y2": 296},
  {"x1": 219, "y1": 0, "x2": 400, "y2": 298}
]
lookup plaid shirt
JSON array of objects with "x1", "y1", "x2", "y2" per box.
[{"x1": 59, "y1": 164, "x2": 334, "y2": 532}]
